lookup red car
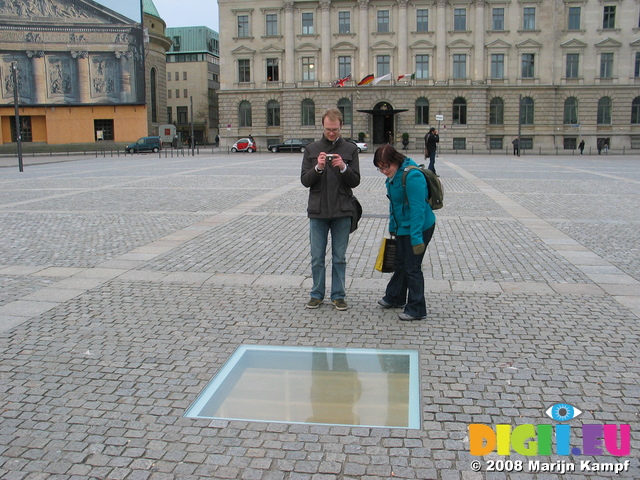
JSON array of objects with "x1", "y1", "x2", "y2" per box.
[{"x1": 231, "y1": 138, "x2": 256, "y2": 152}]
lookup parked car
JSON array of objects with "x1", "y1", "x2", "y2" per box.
[
  {"x1": 346, "y1": 139, "x2": 368, "y2": 153},
  {"x1": 125, "y1": 136, "x2": 162, "y2": 153},
  {"x1": 231, "y1": 138, "x2": 256, "y2": 152},
  {"x1": 269, "y1": 139, "x2": 311, "y2": 153}
]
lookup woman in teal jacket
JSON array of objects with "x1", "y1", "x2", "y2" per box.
[{"x1": 373, "y1": 145, "x2": 436, "y2": 321}]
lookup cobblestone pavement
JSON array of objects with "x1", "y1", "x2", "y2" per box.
[{"x1": 0, "y1": 152, "x2": 638, "y2": 480}]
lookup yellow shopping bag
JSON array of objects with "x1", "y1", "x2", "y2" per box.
[{"x1": 374, "y1": 236, "x2": 396, "y2": 273}]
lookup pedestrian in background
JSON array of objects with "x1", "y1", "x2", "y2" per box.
[
  {"x1": 374, "y1": 144, "x2": 436, "y2": 321},
  {"x1": 301, "y1": 108, "x2": 360, "y2": 311},
  {"x1": 512, "y1": 138, "x2": 520, "y2": 156},
  {"x1": 424, "y1": 127, "x2": 439, "y2": 175},
  {"x1": 579, "y1": 139, "x2": 585, "y2": 155}
]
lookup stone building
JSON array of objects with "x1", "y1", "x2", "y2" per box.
[
  {"x1": 0, "y1": 0, "x2": 150, "y2": 144},
  {"x1": 143, "y1": 0, "x2": 172, "y2": 136},
  {"x1": 218, "y1": 0, "x2": 640, "y2": 153},
  {"x1": 166, "y1": 26, "x2": 220, "y2": 144}
]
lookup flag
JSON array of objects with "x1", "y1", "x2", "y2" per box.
[
  {"x1": 333, "y1": 74, "x2": 351, "y2": 87},
  {"x1": 397, "y1": 73, "x2": 415, "y2": 81},
  {"x1": 357, "y1": 74, "x2": 374, "y2": 86},
  {"x1": 371, "y1": 72, "x2": 392, "y2": 85}
]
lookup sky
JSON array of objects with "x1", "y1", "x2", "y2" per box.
[
  {"x1": 94, "y1": 1, "x2": 219, "y2": 30},
  {"x1": 152, "y1": 0, "x2": 220, "y2": 31}
]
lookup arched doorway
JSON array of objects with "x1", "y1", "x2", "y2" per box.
[{"x1": 357, "y1": 102, "x2": 408, "y2": 145}]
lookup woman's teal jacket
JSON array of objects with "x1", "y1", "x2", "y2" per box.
[{"x1": 386, "y1": 157, "x2": 436, "y2": 246}]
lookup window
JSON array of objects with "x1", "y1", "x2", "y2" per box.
[
  {"x1": 603, "y1": 6, "x2": 616, "y2": 29},
  {"x1": 491, "y1": 54, "x2": 504, "y2": 79},
  {"x1": 377, "y1": 10, "x2": 390, "y2": 32},
  {"x1": 238, "y1": 15, "x2": 249, "y2": 37},
  {"x1": 167, "y1": 72, "x2": 171, "y2": 82},
  {"x1": 566, "y1": 54, "x2": 579, "y2": 78},
  {"x1": 520, "y1": 97, "x2": 534, "y2": 125},
  {"x1": 417, "y1": 9, "x2": 428, "y2": 32},
  {"x1": 266, "y1": 14, "x2": 278, "y2": 36},
  {"x1": 183, "y1": 89, "x2": 188, "y2": 98},
  {"x1": 568, "y1": 6, "x2": 581, "y2": 30},
  {"x1": 564, "y1": 97, "x2": 578, "y2": 124},
  {"x1": 238, "y1": 59, "x2": 251, "y2": 83},
  {"x1": 453, "y1": 138, "x2": 466, "y2": 150},
  {"x1": 416, "y1": 55, "x2": 429, "y2": 79},
  {"x1": 337, "y1": 98, "x2": 352, "y2": 125},
  {"x1": 635, "y1": 53, "x2": 640, "y2": 77},
  {"x1": 489, "y1": 98, "x2": 504, "y2": 125},
  {"x1": 338, "y1": 56, "x2": 351, "y2": 79},
  {"x1": 454, "y1": 9, "x2": 466, "y2": 31},
  {"x1": 453, "y1": 97, "x2": 467, "y2": 124},
  {"x1": 267, "y1": 58, "x2": 279, "y2": 82},
  {"x1": 167, "y1": 107, "x2": 172, "y2": 123},
  {"x1": 239, "y1": 100, "x2": 252, "y2": 127},
  {"x1": 175, "y1": 72, "x2": 179, "y2": 81},
  {"x1": 167, "y1": 89, "x2": 172, "y2": 99},
  {"x1": 453, "y1": 54, "x2": 466, "y2": 79},
  {"x1": 302, "y1": 13, "x2": 314, "y2": 34},
  {"x1": 172, "y1": 36, "x2": 181, "y2": 52},
  {"x1": 521, "y1": 53, "x2": 535, "y2": 78},
  {"x1": 492, "y1": 8, "x2": 504, "y2": 30},
  {"x1": 523, "y1": 7, "x2": 536, "y2": 30},
  {"x1": 302, "y1": 57, "x2": 315, "y2": 80},
  {"x1": 597, "y1": 97, "x2": 611, "y2": 124},
  {"x1": 175, "y1": 89, "x2": 180, "y2": 99},
  {"x1": 600, "y1": 53, "x2": 613, "y2": 78},
  {"x1": 183, "y1": 72, "x2": 187, "y2": 81},
  {"x1": 267, "y1": 100, "x2": 280, "y2": 126},
  {"x1": 339, "y1": 12, "x2": 351, "y2": 34},
  {"x1": 631, "y1": 97, "x2": 640, "y2": 124},
  {"x1": 415, "y1": 97, "x2": 429, "y2": 125},
  {"x1": 490, "y1": 137, "x2": 503, "y2": 150},
  {"x1": 301, "y1": 98, "x2": 315, "y2": 126},
  {"x1": 177, "y1": 106, "x2": 188, "y2": 124},
  {"x1": 377, "y1": 55, "x2": 390, "y2": 77},
  {"x1": 94, "y1": 119, "x2": 113, "y2": 141}
]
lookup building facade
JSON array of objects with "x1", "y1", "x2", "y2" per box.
[
  {"x1": 144, "y1": 0, "x2": 172, "y2": 136},
  {"x1": 218, "y1": 0, "x2": 640, "y2": 153},
  {"x1": 166, "y1": 26, "x2": 220, "y2": 144},
  {"x1": 0, "y1": 0, "x2": 149, "y2": 145}
]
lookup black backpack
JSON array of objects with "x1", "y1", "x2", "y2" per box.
[{"x1": 401, "y1": 165, "x2": 444, "y2": 210}]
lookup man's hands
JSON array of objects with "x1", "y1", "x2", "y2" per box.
[{"x1": 317, "y1": 153, "x2": 345, "y2": 172}]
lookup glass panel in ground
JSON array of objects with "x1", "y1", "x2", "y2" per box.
[{"x1": 186, "y1": 346, "x2": 419, "y2": 428}]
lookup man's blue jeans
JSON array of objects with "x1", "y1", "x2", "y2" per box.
[
  {"x1": 427, "y1": 150, "x2": 437, "y2": 174},
  {"x1": 309, "y1": 217, "x2": 351, "y2": 301}
]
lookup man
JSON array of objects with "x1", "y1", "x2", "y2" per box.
[
  {"x1": 301, "y1": 108, "x2": 360, "y2": 311},
  {"x1": 512, "y1": 137, "x2": 520, "y2": 156},
  {"x1": 424, "y1": 127, "x2": 439, "y2": 175}
]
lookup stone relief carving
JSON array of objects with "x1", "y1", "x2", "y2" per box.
[
  {"x1": 91, "y1": 56, "x2": 116, "y2": 96},
  {"x1": 2, "y1": 58, "x2": 31, "y2": 99},
  {"x1": 0, "y1": 0, "x2": 89, "y2": 19},
  {"x1": 48, "y1": 57, "x2": 73, "y2": 95},
  {"x1": 26, "y1": 32, "x2": 42, "y2": 43}
]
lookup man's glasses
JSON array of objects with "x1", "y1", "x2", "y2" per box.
[{"x1": 323, "y1": 128, "x2": 341, "y2": 134}]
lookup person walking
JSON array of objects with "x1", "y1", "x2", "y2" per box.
[
  {"x1": 424, "y1": 127, "x2": 439, "y2": 175},
  {"x1": 579, "y1": 139, "x2": 585, "y2": 155},
  {"x1": 373, "y1": 144, "x2": 436, "y2": 321},
  {"x1": 301, "y1": 108, "x2": 361, "y2": 311}
]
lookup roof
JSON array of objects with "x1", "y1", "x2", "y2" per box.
[
  {"x1": 142, "y1": 0, "x2": 161, "y2": 18},
  {"x1": 166, "y1": 26, "x2": 219, "y2": 54}
]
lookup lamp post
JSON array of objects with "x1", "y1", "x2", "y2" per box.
[{"x1": 12, "y1": 62, "x2": 23, "y2": 172}]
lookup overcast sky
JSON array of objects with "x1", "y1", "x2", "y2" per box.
[
  {"x1": 97, "y1": 0, "x2": 142, "y2": 22},
  {"x1": 152, "y1": 0, "x2": 220, "y2": 31}
]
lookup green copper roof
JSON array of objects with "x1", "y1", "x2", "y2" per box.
[{"x1": 142, "y1": 0, "x2": 160, "y2": 18}]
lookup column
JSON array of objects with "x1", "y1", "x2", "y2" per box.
[
  {"x1": 474, "y1": 0, "x2": 485, "y2": 82},
  {"x1": 436, "y1": 0, "x2": 447, "y2": 84},
  {"x1": 116, "y1": 51, "x2": 132, "y2": 103},
  {"x1": 321, "y1": 1, "x2": 332, "y2": 84},
  {"x1": 358, "y1": 0, "x2": 370, "y2": 77},
  {"x1": 73, "y1": 51, "x2": 90, "y2": 103},
  {"x1": 28, "y1": 51, "x2": 46, "y2": 104},
  {"x1": 284, "y1": 2, "x2": 295, "y2": 86},
  {"x1": 397, "y1": 0, "x2": 409, "y2": 75}
]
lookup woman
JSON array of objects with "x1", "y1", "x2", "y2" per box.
[{"x1": 373, "y1": 144, "x2": 436, "y2": 321}]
